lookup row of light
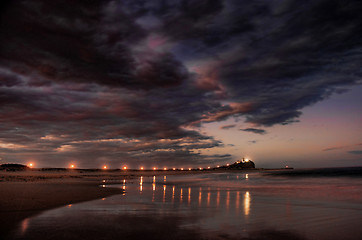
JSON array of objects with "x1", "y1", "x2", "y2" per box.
[
  {"x1": 27, "y1": 163, "x2": 76, "y2": 168},
  {"x1": 102, "y1": 165, "x2": 223, "y2": 170},
  {"x1": 27, "y1": 159, "x2": 250, "y2": 170},
  {"x1": 27, "y1": 163, "x2": 224, "y2": 170}
]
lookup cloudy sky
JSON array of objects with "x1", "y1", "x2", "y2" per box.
[{"x1": 0, "y1": 0, "x2": 361, "y2": 169}]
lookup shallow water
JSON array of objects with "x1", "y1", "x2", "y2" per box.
[{"x1": 9, "y1": 172, "x2": 362, "y2": 240}]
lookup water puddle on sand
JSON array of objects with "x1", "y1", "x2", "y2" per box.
[{"x1": 9, "y1": 173, "x2": 362, "y2": 240}]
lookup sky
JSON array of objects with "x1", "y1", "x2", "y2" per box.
[{"x1": 0, "y1": 0, "x2": 361, "y2": 169}]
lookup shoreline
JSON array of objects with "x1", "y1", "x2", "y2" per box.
[
  {"x1": 0, "y1": 176, "x2": 124, "y2": 238},
  {"x1": 0, "y1": 169, "x2": 232, "y2": 238},
  {"x1": 3, "y1": 167, "x2": 359, "y2": 238}
]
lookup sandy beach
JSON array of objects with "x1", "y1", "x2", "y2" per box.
[
  {"x1": 0, "y1": 168, "x2": 219, "y2": 238},
  {"x1": 0, "y1": 171, "x2": 125, "y2": 238},
  {"x1": 2, "y1": 168, "x2": 361, "y2": 240}
]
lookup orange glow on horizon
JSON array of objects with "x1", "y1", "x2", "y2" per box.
[
  {"x1": 188, "y1": 168, "x2": 191, "y2": 171},
  {"x1": 28, "y1": 163, "x2": 34, "y2": 167},
  {"x1": 180, "y1": 168, "x2": 183, "y2": 170},
  {"x1": 153, "y1": 167, "x2": 157, "y2": 170},
  {"x1": 173, "y1": 168, "x2": 176, "y2": 170},
  {"x1": 123, "y1": 166, "x2": 127, "y2": 170},
  {"x1": 103, "y1": 165, "x2": 107, "y2": 169},
  {"x1": 140, "y1": 167, "x2": 144, "y2": 170},
  {"x1": 70, "y1": 164, "x2": 75, "y2": 168},
  {"x1": 163, "y1": 167, "x2": 167, "y2": 170}
]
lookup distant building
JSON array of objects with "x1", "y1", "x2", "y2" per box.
[{"x1": 220, "y1": 158, "x2": 256, "y2": 169}]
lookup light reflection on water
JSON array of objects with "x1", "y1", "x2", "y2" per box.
[
  {"x1": 244, "y1": 191, "x2": 250, "y2": 216},
  {"x1": 11, "y1": 173, "x2": 362, "y2": 240}
]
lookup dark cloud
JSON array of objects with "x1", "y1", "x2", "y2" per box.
[
  {"x1": 240, "y1": 128, "x2": 267, "y2": 135},
  {"x1": 323, "y1": 146, "x2": 348, "y2": 151},
  {"x1": 323, "y1": 143, "x2": 362, "y2": 152},
  {"x1": 348, "y1": 151, "x2": 362, "y2": 155},
  {"x1": 0, "y1": 0, "x2": 361, "y2": 167},
  {"x1": 194, "y1": 0, "x2": 362, "y2": 126},
  {"x1": 248, "y1": 140, "x2": 257, "y2": 144},
  {"x1": 0, "y1": 0, "x2": 191, "y2": 89},
  {"x1": 220, "y1": 124, "x2": 236, "y2": 130}
]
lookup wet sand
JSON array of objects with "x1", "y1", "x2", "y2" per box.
[
  {"x1": 0, "y1": 181, "x2": 120, "y2": 238},
  {"x1": 3, "y1": 168, "x2": 360, "y2": 239},
  {"x1": 0, "y1": 169, "x2": 226, "y2": 238},
  {"x1": 5, "y1": 171, "x2": 362, "y2": 240}
]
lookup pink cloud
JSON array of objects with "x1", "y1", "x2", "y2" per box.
[{"x1": 200, "y1": 102, "x2": 254, "y2": 123}]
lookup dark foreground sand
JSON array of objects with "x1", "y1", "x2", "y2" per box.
[{"x1": 0, "y1": 174, "x2": 124, "y2": 238}]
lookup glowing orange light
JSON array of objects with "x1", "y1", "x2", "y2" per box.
[
  {"x1": 153, "y1": 167, "x2": 157, "y2": 170},
  {"x1": 217, "y1": 165, "x2": 220, "y2": 168},
  {"x1": 244, "y1": 191, "x2": 250, "y2": 216},
  {"x1": 163, "y1": 167, "x2": 167, "y2": 170},
  {"x1": 207, "y1": 166, "x2": 210, "y2": 169},
  {"x1": 28, "y1": 163, "x2": 34, "y2": 167},
  {"x1": 122, "y1": 179, "x2": 126, "y2": 190},
  {"x1": 207, "y1": 191, "x2": 211, "y2": 206},
  {"x1": 199, "y1": 167, "x2": 203, "y2": 170},
  {"x1": 172, "y1": 168, "x2": 176, "y2": 170},
  {"x1": 140, "y1": 176, "x2": 143, "y2": 192},
  {"x1": 285, "y1": 165, "x2": 289, "y2": 168},
  {"x1": 140, "y1": 167, "x2": 144, "y2": 170},
  {"x1": 123, "y1": 166, "x2": 127, "y2": 170},
  {"x1": 103, "y1": 165, "x2": 107, "y2": 169},
  {"x1": 226, "y1": 164, "x2": 229, "y2": 166},
  {"x1": 188, "y1": 168, "x2": 192, "y2": 171},
  {"x1": 180, "y1": 168, "x2": 184, "y2": 171},
  {"x1": 70, "y1": 164, "x2": 75, "y2": 168},
  {"x1": 245, "y1": 158, "x2": 249, "y2": 162}
]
